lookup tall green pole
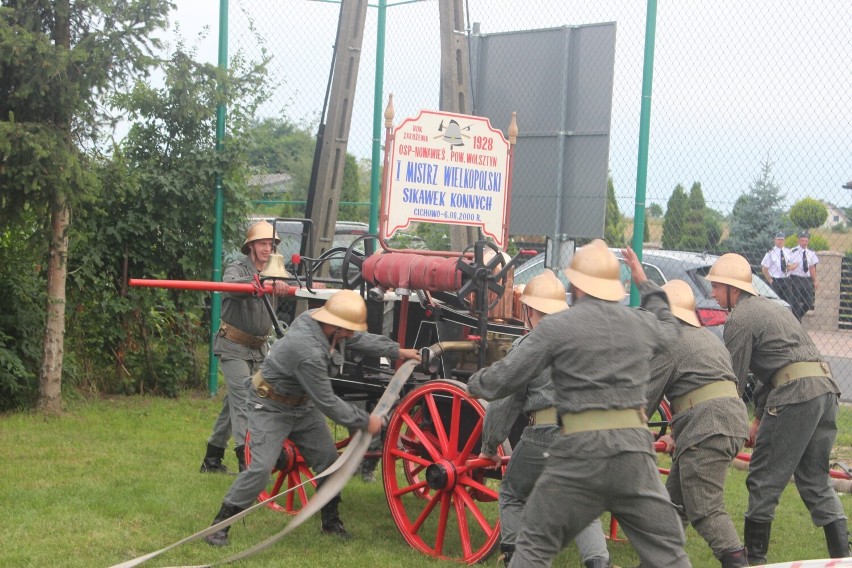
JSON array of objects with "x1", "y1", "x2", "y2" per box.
[
  {"x1": 207, "y1": 0, "x2": 229, "y2": 394},
  {"x1": 369, "y1": 0, "x2": 388, "y2": 235},
  {"x1": 630, "y1": 0, "x2": 657, "y2": 307}
]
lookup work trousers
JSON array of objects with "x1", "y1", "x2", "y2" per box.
[
  {"x1": 500, "y1": 429, "x2": 608, "y2": 562},
  {"x1": 207, "y1": 357, "x2": 257, "y2": 449},
  {"x1": 223, "y1": 390, "x2": 339, "y2": 509},
  {"x1": 746, "y1": 392, "x2": 845, "y2": 526},
  {"x1": 789, "y1": 276, "x2": 815, "y2": 321},
  {"x1": 510, "y1": 450, "x2": 690, "y2": 567},
  {"x1": 771, "y1": 277, "x2": 794, "y2": 308},
  {"x1": 666, "y1": 434, "x2": 744, "y2": 558}
]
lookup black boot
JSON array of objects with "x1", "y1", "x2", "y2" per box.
[
  {"x1": 204, "y1": 503, "x2": 244, "y2": 547},
  {"x1": 234, "y1": 445, "x2": 247, "y2": 473},
  {"x1": 824, "y1": 518, "x2": 851, "y2": 558},
  {"x1": 499, "y1": 543, "x2": 515, "y2": 566},
  {"x1": 320, "y1": 496, "x2": 351, "y2": 539},
  {"x1": 200, "y1": 443, "x2": 228, "y2": 473},
  {"x1": 719, "y1": 547, "x2": 749, "y2": 567},
  {"x1": 360, "y1": 458, "x2": 378, "y2": 483},
  {"x1": 744, "y1": 519, "x2": 771, "y2": 565},
  {"x1": 584, "y1": 556, "x2": 612, "y2": 568}
]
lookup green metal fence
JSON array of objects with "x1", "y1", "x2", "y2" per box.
[{"x1": 218, "y1": 1, "x2": 851, "y2": 410}]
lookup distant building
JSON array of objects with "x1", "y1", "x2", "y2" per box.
[
  {"x1": 248, "y1": 173, "x2": 293, "y2": 196},
  {"x1": 821, "y1": 201, "x2": 849, "y2": 229}
]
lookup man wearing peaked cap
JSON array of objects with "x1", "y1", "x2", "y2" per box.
[
  {"x1": 788, "y1": 230, "x2": 819, "y2": 321},
  {"x1": 760, "y1": 231, "x2": 796, "y2": 308}
]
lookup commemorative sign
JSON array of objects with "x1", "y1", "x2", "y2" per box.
[{"x1": 383, "y1": 110, "x2": 511, "y2": 249}]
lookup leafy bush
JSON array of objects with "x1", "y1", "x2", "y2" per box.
[
  {"x1": 789, "y1": 197, "x2": 828, "y2": 230},
  {"x1": 0, "y1": 218, "x2": 46, "y2": 410}
]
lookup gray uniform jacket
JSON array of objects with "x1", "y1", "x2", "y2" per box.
[
  {"x1": 261, "y1": 310, "x2": 401, "y2": 430},
  {"x1": 724, "y1": 294, "x2": 839, "y2": 419},
  {"x1": 481, "y1": 335, "x2": 557, "y2": 456},
  {"x1": 646, "y1": 324, "x2": 748, "y2": 460},
  {"x1": 469, "y1": 280, "x2": 680, "y2": 459},
  {"x1": 213, "y1": 255, "x2": 273, "y2": 362}
]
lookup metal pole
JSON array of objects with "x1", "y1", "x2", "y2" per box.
[
  {"x1": 207, "y1": 0, "x2": 229, "y2": 395},
  {"x1": 369, "y1": 0, "x2": 388, "y2": 236},
  {"x1": 630, "y1": 0, "x2": 657, "y2": 307}
]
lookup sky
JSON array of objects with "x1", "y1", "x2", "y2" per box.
[{"x1": 162, "y1": 0, "x2": 852, "y2": 219}]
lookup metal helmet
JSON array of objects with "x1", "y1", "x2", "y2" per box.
[
  {"x1": 705, "y1": 253, "x2": 757, "y2": 295},
  {"x1": 520, "y1": 271, "x2": 568, "y2": 315},
  {"x1": 311, "y1": 289, "x2": 368, "y2": 331},
  {"x1": 563, "y1": 239, "x2": 624, "y2": 301},
  {"x1": 662, "y1": 279, "x2": 700, "y2": 327},
  {"x1": 241, "y1": 221, "x2": 281, "y2": 255}
]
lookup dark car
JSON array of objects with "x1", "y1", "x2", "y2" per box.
[
  {"x1": 224, "y1": 218, "x2": 370, "y2": 325},
  {"x1": 228, "y1": 218, "x2": 370, "y2": 277},
  {"x1": 514, "y1": 248, "x2": 790, "y2": 337}
]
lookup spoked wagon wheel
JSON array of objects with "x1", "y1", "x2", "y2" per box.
[
  {"x1": 382, "y1": 380, "x2": 506, "y2": 564},
  {"x1": 400, "y1": 406, "x2": 440, "y2": 500},
  {"x1": 245, "y1": 434, "x2": 316, "y2": 515}
]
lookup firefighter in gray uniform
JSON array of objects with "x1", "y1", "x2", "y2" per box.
[
  {"x1": 646, "y1": 279, "x2": 749, "y2": 567},
  {"x1": 469, "y1": 241, "x2": 690, "y2": 568},
  {"x1": 204, "y1": 290, "x2": 420, "y2": 545},
  {"x1": 480, "y1": 271, "x2": 612, "y2": 568},
  {"x1": 707, "y1": 253, "x2": 848, "y2": 564},
  {"x1": 200, "y1": 221, "x2": 290, "y2": 474}
]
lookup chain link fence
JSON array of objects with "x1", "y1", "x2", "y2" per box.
[{"x1": 224, "y1": 0, "x2": 851, "y2": 437}]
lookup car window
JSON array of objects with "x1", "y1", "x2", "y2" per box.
[
  {"x1": 617, "y1": 260, "x2": 666, "y2": 288},
  {"x1": 514, "y1": 256, "x2": 570, "y2": 288}
]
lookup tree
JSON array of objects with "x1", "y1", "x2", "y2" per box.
[
  {"x1": 789, "y1": 198, "x2": 828, "y2": 232},
  {"x1": 338, "y1": 154, "x2": 369, "y2": 223},
  {"x1": 67, "y1": 39, "x2": 269, "y2": 395},
  {"x1": 242, "y1": 117, "x2": 367, "y2": 221},
  {"x1": 725, "y1": 159, "x2": 786, "y2": 265},
  {"x1": 0, "y1": 0, "x2": 172, "y2": 413},
  {"x1": 646, "y1": 203, "x2": 664, "y2": 218},
  {"x1": 662, "y1": 184, "x2": 688, "y2": 249},
  {"x1": 604, "y1": 176, "x2": 627, "y2": 247},
  {"x1": 245, "y1": 117, "x2": 315, "y2": 217}
]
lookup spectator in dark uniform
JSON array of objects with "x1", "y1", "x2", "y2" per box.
[
  {"x1": 788, "y1": 230, "x2": 819, "y2": 321},
  {"x1": 760, "y1": 231, "x2": 796, "y2": 307},
  {"x1": 200, "y1": 221, "x2": 290, "y2": 474},
  {"x1": 468, "y1": 240, "x2": 690, "y2": 568},
  {"x1": 707, "y1": 253, "x2": 847, "y2": 564},
  {"x1": 478, "y1": 271, "x2": 612, "y2": 568},
  {"x1": 204, "y1": 290, "x2": 420, "y2": 545},
  {"x1": 648, "y1": 279, "x2": 749, "y2": 567}
]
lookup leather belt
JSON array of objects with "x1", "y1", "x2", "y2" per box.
[
  {"x1": 772, "y1": 361, "x2": 832, "y2": 388},
  {"x1": 671, "y1": 380, "x2": 738, "y2": 415},
  {"x1": 561, "y1": 408, "x2": 646, "y2": 436},
  {"x1": 251, "y1": 372, "x2": 308, "y2": 406},
  {"x1": 219, "y1": 322, "x2": 267, "y2": 349},
  {"x1": 527, "y1": 407, "x2": 557, "y2": 426}
]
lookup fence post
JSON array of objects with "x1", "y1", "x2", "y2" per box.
[{"x1": 804, "y1": 250, "x2": 842, "y2": 332}]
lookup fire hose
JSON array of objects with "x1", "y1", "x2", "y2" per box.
[{"x1": 110, "y1": 359, "x2": 420, "y2": 568}]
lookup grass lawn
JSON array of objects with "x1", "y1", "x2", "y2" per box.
[{"x1": 2, "y1": 394, "x2": 851, "y2": 567}]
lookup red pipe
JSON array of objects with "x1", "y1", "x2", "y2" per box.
[
  {"x1": 129, "y1": 278, "x2": 297, "y2": 296},
  {"x1": 733, "y1": 451, "x2": 850, "y2": 480}
]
